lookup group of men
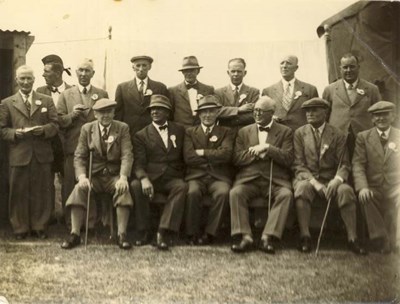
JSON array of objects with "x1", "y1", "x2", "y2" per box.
[{"x1": 0, "y1": 52, "x2": 398, "y2": 255}]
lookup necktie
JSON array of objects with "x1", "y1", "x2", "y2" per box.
[
  {"x1": 139, "y1": 81, "x2": 144, "y2": 94},
  {"x1": 186, "y1": 83, "x2": 198, "y2": 90},
  {"x1": 24, "y1": 94, "x2": 31, "y2": 113},
  {"x1": 205, "y1": 127, "x2": 211, "y2": 135},
  {"x1": 159, "y1": 125, "x2": 168, "y2": 131},
  {"x1": 50, "y1": 87, "x2": 59, "y2": 93},
  {"x1": 82, "y1": 87, "x2": 87, "y2": 95},
  {"x1": 102, "y1": 128, "x2": 108, "y2": 141},
  {"x1": 282, "y1": 83, "x2": 292, "y2": 111},
  {"x1": 314, "y1": 128, "x2": 321, "y2": 149},
  {"x1": 259, "y1": 126, "x2": 270, "y2": 132},
  {"x1": 380, "y1": 132, "x2": 388, "y2": 147},
  {"x1": 234, "y1": 86, "x2": 239, "y2": 104},
  {"x1": 347, "y1": 83, "x2": 357, "y2": 104}
]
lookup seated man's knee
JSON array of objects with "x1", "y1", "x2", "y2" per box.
[{"x1": 294, "y1": 180, "x2": 314, "y2": 201}]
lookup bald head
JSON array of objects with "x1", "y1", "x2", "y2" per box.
[
  {"x1": 280, "y1": 55, "x2": 298, "y2": 81},
  {"x1": 76, "y1": 58, "x2": 95, "y2": 86},
  {"x1": 255, "y1": 96, "x2": 276, "y2": 112},
  {"x1": 254, "y1": 96, "x2": 276, "y2": 126}
]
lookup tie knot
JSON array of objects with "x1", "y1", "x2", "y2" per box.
[
  {"x1": 102, "y1": 128, "x2": 108, "y2": 140},
  {"x1": 159, "y1": 125, "x2": 168, "y2": 131},
  {"x1": 259, "y1": 126, "x2": 270, "y2": 132},
  {"x1": 380, "y1": 132, "x2": 387, "y2": 140},
  {"x1": 186, "y1": 83, "x2": 198, "y2": 90},
  {"x1": 205, "y1": 127, "x2": 211, "y2": 135},
  {"x1": 82, "y1": 87, "x2": 87, "y2": 94},
  {"x1": 51, "y1": 87, "x2": 59, "y2": 93},
  {"x1": 348, "y1": 84, "x2": 354, "y2": 90}
]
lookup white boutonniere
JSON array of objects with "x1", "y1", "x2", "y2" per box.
[
  {"x1": 196, "y1": 94, "x2": 204, "y2": 101},
  {"x1": 91, "y1": 94, "x2": 98, "y2": 101},
  {"x1": 35, "y1": 100, "x2": 42, "y2": 106},
  {"x1": 356, "y1": 88, "x2": 365, "y2": 95},
  {"x1": 294, "y1": 91, "x2": 302, "y2": 100},
  {"x1": 388, "y1": 142, "x2": 398, "y2": 152},
  {"x1": 170, "y1": 134, "x2": 177, "y2": 148},
  {"x1": 209, "y1": 135, "x2": 218, "y2": 142},
  {"x1": 238, "y1": 93, "x2": 247, "y2": 104},
  {"x1": 41, "y1": 107, "x2": 48, "y2": 113},
  {"x1": 107, "y1": 135, "x2": 114, "y2": 144},
  {"x1": 144, "y1": 89, "x2": 153, "y2": 96},
  {"x1": 320, "y1": 144, "x2": 329, "y2": 157}
]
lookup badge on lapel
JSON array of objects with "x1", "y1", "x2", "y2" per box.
[
  {"x1": 91, "y1": 94, "x2": 99, "y2": 101},
  {"x1": 388, "y1": 142, "x2": 398, "y2": 152},
  {"x1": 356, "y1": 88, "x2": 365, "y2": 96},
  {"x1": 144, "y1": 89, "x2": 153, "y2": 96},
  {"x1": 35, "y1": 100, "x2": 42, "y2": 106},
  {"x1": 196, "y1": 94, "x2": 204, "y2": 101},
  {"x1": 170, "y1": 135, "x2": 177, "y2": 148},
  {"x1": 209, "y1": 135, "x2": 218, "y2": 142},
  {"x1": 320, "y1": 144, "x2": 329, "y2": 158},
  {"x1": 107, "y1": 135, "x2": 114, "y2": 144},
  {"x1": 238, "y1": 94, "x2": 247, "y2": 104},
  {"x1": 294, "y1": 91, "x2": 302, "y2": 100},
  {"x1": 41, "y1": 107, "x2": 48, "y2": 113}
]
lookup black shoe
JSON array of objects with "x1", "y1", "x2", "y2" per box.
[
  {"x1": 33, "y1": 230, "x2": 47, "y2": 240},
  {"x1": 117, "y1": 233, "x2": 132, "y2": 250},
  {"x1": 348, "y1": 239, "x2": 368, "y2": 255},
  {"x1": 197, "y1": 233, "x2": 214, "y2": 246},
  {"x1": 15, "y1": 233, "x2": 28, "y2": 240},
  {"x1": 298, "y1": 236, "x2": 312, "y2": 253},
  {"x1": 156, "y1": 232, "x2": 169, "y2": 251},
  {"x1": 186, "y1": 235, "x2": 198, "y2": 246},
  {"x1": 380, "y1": 239, "x2": 392, "y2": 254},
  {"x1": 259, "y1": 236, "x2": 279, "y2": 254},
  {"x1": 135, "y1": 231, "x2": 150, "y2": 246},
  {"x1": 231, "y1": 237, "x2": 253, "y2": 253},
  {"x1": 61, "y1": 233, "x2": 81, "y2": 249}
]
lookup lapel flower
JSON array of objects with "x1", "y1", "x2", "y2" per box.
[
  {"x1": 41, "y1": 107, "x2": 48, "y2": 113},
  {"x1": 144, "y1": 89, "x2": 153, "y2": 96},
  {"x1": 170, "y1": 134, "x2": 177, "y2": 148},
  {"x1": 35, "y1": 100, "x2": 42, "y2": 106},
  {"x1": 388, "y1": 142, "x2": 398, "y2": 152},
  {"x1": 209, "y1": 135, "x2": 218, "y2": 142},
  {"x1": 196, "y1": 94, "x2": 204, "y2": 101},
  {"x1": 91, "y1": 94, "x2": 99, "y2": 101},
  {"x1": 294, "y1": 91, "x2": 302, "y2": 100},
  {"x1": 238, "y1": 93, "x2": 247, "y2": 104},
  {"x1": 107, "y1": 135, "x2": 114, "y2": 144},
  {"x1": 356, "y1": 88, "x2": 365, "y2": 95},
  {"x1": 320, "y1": 144, "x2": 329, "y2": 157}
]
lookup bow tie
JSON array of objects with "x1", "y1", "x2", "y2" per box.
[
  {"x1": 258, "y1": 126, "x2": 270, "y2": 132},
  {"x1": 159, "y1": 125, "x2": 168, "y2": 131},
  {"x1": 49, "y1": 86, "x2": 59, "y2": 93},
  {"x1": 186, "y1": 83, "x2": 198, "y2": 90}
]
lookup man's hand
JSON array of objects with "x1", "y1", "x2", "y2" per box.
[
  {"x1": 310, "y1": 179, "x2": 327, "y2": 198},
  {"x1": 15, "y1": 129, "x2": 25, "y2": 139},
  {"x1": 115, "y1": 176, "x2": 129, "y2": 195},
  {"x1": 195, "y1": 149, "x2": 204, "y2": 156},
  {"x1": 359, "y1": 188, "x2": 374, "y2": 205},
  {"x1": 140, "y1": 177, "x2": 154, "y2": 200},
  {"x1": 326, "y1": 178, "x2": 342, "y2": 201},
  {"x1": 78, "y1": 175, "x2": 91, "y2": 191},
  {"x1": 32, "y1": 126, "x2": 44, "y2": 136},
  {"x1": 249, "y1": 144, "x2": 269, "y2": 157},
  {"x1": 72, "y1": 104, "x2": 87, "y2": 118},
  {"x1": 238, "y1": 103, "x2": 254, "y2": 113}
]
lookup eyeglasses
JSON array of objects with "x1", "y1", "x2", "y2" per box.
[{"x1": 253, "y1": 108, "x2": 273, "y2": 114}]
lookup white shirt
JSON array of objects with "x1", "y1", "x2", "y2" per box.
[
  {"x1": 19, "y1": 90, "x2": 32, "y2": 105},
  {"x1": 136, "y1": 77, "x2": 148, "y2": 94},
  {"x1": 99, "y1": 122, "x2": 111, "y2": 139},
  {"x1": 78, "y1": 84, "x2": 92, "y2": 94},
  {"x1": 377, "y1": 127, "x2": 391, "y2": 140},
  {"x1": 257, "y1": 120, "x2": 274, "y2": 144},
  {"x1": 343, "y1": 79, "x2": 359, "y2": 90},
  {"x1": 153, "y1": 122, "x2": 169, "y2": 148},
  {"x1": 229, "y1": 82, "x2": 243, "y2": 92},
  {"x1": 51, "y1": 82, "x2": 67, "y2": 106},
  {"x1": 312, "y1": 123, "x2": 326, "y2": 138},
  {"x1": 185, "y1": 81, "x2": 199, "y2": 115},
  {"x1": 281, "y1": 78, "x2": 295, "y2": 97},
  {"x1": 201, "y1": 123, "x2": 215, "y2": 134}
]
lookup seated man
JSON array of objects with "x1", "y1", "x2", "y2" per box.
[
  {"x1": 61, "y1": 98, "x2": 134, "y2": 250},
  {"x1": 353, "y1": 101, "x2": 400, "y2": 254},
  {"x1": 130, "y1": 95, "x2": 188, "y2": 251},
  {"x1": 184, "y1": 95, "x2": 235, "y2": 245},
  {"x1": 230, "y1": 96, "x2": 294, "y2": 254},
  {"x1": 293, "y1": 98, "x2": 366, "y2": 255}
]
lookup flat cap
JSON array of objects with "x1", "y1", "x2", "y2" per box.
[
  {"x1": 301, "y1": 97, "x2": 330, "y2": 109},
  {"x1": 368, "y1": 101, "x2": 396, "y2": 114},
  {"x1": 92, "y1": 98, "x2": 117, "y2": 111},
  {"x1": 147, "y1": 95, "x2": 172, "y2": 111},
  {"x1": 195, "y1": 95, "x2": 221, "y2": 112},
  {"x1": 130, "y1": 55, "x2": 153, "y2": 63},
  {"x1": 178, "y1": 56, "x2": 203, "y2": 71}
]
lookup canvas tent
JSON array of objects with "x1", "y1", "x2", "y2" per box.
[{"x1": 317, "y1": 0, "x2": 400, "y2": 117}]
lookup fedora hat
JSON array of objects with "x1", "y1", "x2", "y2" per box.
[
  {"x1": 195, "y1": 95, "x2": 222, "y2": 112},
  {"x1": 178, "y1": 56, "x2": 203, "y2": 71}
]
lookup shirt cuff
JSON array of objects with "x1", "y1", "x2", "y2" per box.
[{"x1": 334, "y1": 175, "x2": 344, "y2": 183}]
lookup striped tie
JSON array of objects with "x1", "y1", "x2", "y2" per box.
[{"x1": 282, "y1": 83, "x2": 292, "y2": 111}]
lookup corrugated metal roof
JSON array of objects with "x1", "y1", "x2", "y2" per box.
[{"x1": 0, "y1": 29, "x2": 31, "y2": 35}]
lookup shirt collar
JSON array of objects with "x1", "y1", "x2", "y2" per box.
[
  {"x1": 230, "y1": 82, "x2": 243, "y2": 91},
  {"x1": 376, "y1": 127, "x2": 391, "y2": 137},
  {"x1": 281, "y1": 78, "x2": 295, "y2": 88},
  {"x1": 312, "y1": 122, "x2": 326, "y2": 134},
  {"x1": 19, "y1": 90, "x2": 32, "y2": 102},
  {"x1": 343, "y1": 79, "x2": 359, "y2": 89},
  {"x1": 55, "y1": 82, "x2": 66, "y2": 92},
  {"x1": 98, "y1": 122, "x2": 112, "y2": 133},
  {"x1": 257, "y1": 120, "x2": 274, "y2": 130},
  {"x1": 152, "y1": 121, "x2": 168, "y2": 130},
  {"x1": 136, "y1": 77, "x2": 148, "y2": 86},
  {"x1": 201, "y1": 123, "x2": 215, "y2": 133},
  {"x1": 78, "y1": 83, "x2": 92, "y2": 93}
]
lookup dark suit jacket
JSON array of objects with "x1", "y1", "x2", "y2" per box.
[
  {"x1": 323, "y1": 78, "x2": 381, "y2": 135},
  {"x1": 115, "y1": 78, "x2": 169, "y2": 136},
  {"x1": 36, "y1": 83, "x2": 73, "y2": 97},
  {"x1": 74, "y1": 120, "x2": 133, "y2": 178},
  {"x1": 233, "y1": 122, "x2": 293, "y2": 188},
  {"x1": 57, "y1": 86, "x2": 108, "y2": 155},
  {"x1": 293, "y1": 123, "x2": 350, "y2": 186},
  {"x1": 262, "y1": 79, "x2": 318, "y2": 130},
  {"x1": 184, "y1": 125, "x2": 235, "y2": 184},
  {"x1": 133, "y1": 122, "x2": 185, "y2": 181},
  {"x1": 0, "y1": 91, "x2": 58, "y2": 166},
  {"x1": 353, "y1": 127, "x2": 400, "y2": 191},
  {"x1": 215, "y1": 84, "x2": 260, "y2": 127},
  {"x1": 169, "y1": 82, "x2": 214, "y2": 128}
]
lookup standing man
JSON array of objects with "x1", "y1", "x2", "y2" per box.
[
  {"x1": 353, "y1": 101, "x2": 400, "y2": 254},
  {"x1": 215, "y1": 58, "x2": 260, "y2": 128},
  {"x1": 57, "y1": 58, "x2": 108, "y2": 224},
  {"x1": 61, "y1": 99, "x2": 134, "y2": 250},
  {"x1": 130, "y1": 95, "x2": 187, "y2": 251},
  {"x1": 322, "y1": 53, "x2": 381, "y2": 155},
  {"x1": 293, "y1": 98, "x2": 366, "y2": 255},
  {"x1": 229, "y1": 96, "x2": 294, "y2": 254},
  {"x1": 115, "y1": 55, "x2": 169, "y2": 137},
  {"x1": 169, "y1": 56, "x2": 214, "y2": 128},
  {"x1": 262, "y1": 55, "x2": 318, "y2": 131},
  {"x1": 0, "y1": 65, "x2": 58, "y2": 239},
  {"x1": 184, "y1": 95, "x2": 235, "y2": 245}
]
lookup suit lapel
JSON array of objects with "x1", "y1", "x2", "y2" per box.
[
  {"x1": 30, "y1": 91, "x2": 41, "y2": 116},
  {"x1": 129, "y1": 79, "x2": 142, "y2": 104},
  {"x1": 384, "y1": 128, "x2": 399, "y2": 162},
  {"x1": 335, "y1": 81, "x2": 351, "y2": 106},
  {"x1": 352, "y1": 79, "x2": 367, "y2": 107},
  {"x1": 12, "y1": 93, "x2": 30, "y2": 118},
  {"x1": 225, "y1": 85, "x2": 235, "y2": 106},
  {"x1": 303, "y1": 125, "x2": 320, "y2": 162},
  {"x1": 369, "y1": 129, "x2": 385, "y2": 159},
  {"x1": 149, "y1": 124, "x2": 167, "y2": 152},
  {"x1": 319, "y1": 125, "x2": 335, "y2": 160},
  {"x1": 91, "y1": 123, "x2": 103, "y2": 156},
  {"x1": 106, "y1": 122, "x2": 119, "y2": 153},
  {"x1": 178, "y1": 82, "x2": 190, "y2": 102}
]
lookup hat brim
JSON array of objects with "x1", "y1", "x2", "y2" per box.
[
  {"x1": 93, "y1": 105, "x2": 116, "y2": 111},
  {"x1": 178, "y1": 66, "x2": 203, "y2": 71},
  {"x1": 194, "y1": 105, "x2": 222, "y2": 112},
  {"x1": 131, "y1": 57, "x2": 154, "y2": 64},
  {"x1": 369, "y1": 109, "x2": 393, "y2": 114},
  {"x1": 146, "y1": 104, "x2": 171, "y2": 111}
]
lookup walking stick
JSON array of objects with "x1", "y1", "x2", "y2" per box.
[
  {"x1": 84, "y1": 149, "x2": 94, "y2": 250},
  {"x1": 268, "y1": 159, "x2": 274, "y2": 214}
]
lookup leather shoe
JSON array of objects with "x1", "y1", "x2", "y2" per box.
[
  {"x1": 186, "y1": 235, "x2": 198, "y2": 246},
  {"x1": 33, "y1": 230, "x2": 47, "y2": 240},
  {"x1": 380, "y1": 239, "x2": 392, "y2": 254},
  {"x1": 61, "y1": 233, "x2": 81, "y2": 249},
  {"x1": 156, "y1": 232, "x2": 169, "y2": 251},
  {"x1": 259, "y1": 236, "x2": 278, "y2": 254},
  {"x1": 298, "y1": 236, "x2": 312, "y2": 253},
  {"x1": 231, "y1": 238, "x2": 253, "y2": 253},
  {"x1": 15, "y1": 233, "x2": 28, "y2": 240},
  {"x1": 348, "y1": 239, "x2": 368, "y2": 255},
  {"x1": 117, "y1": 233, "x2": 132, "y2": 250},
  {"x1": 135, "y1": 231, "x2": 150, "y2": 246},
  {"x1": 197, "y1": 233, "x2": 214, "y2": 246}
]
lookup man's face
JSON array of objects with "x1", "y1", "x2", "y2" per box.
[
  {"x1": 280, "y1": 56, "x2": 298, "y2": 81},
  {"x1": 150, "y1": 107, "x2": 169, "y2": 125},
  {"x1": 76, "y1": 63, "x2": 95, "y2": 86},
  {"x1": 227, "y1": 61, "x2": 246, "y2": 86},
  {"x1": 94, "y1": 108, "x2": 115, "y2": 127},
  {"x1": 16, "y1": 71, "x2": 35, "y2": 95},
  {"x1": 198, "y1": 108, "x2": 219, "y2": 127},
  {"x1": 42, "y1": 64, "x2": 60, "y2": 86},
  {"x1": 253, "y1": 101, "x2": 274, "y2": 126},
  {"x1": 182, "y1": 68, "x2": 200, "y2": 84},
  {"x1": 340, "y1": 56, "x2": 359, "y2": 84},
  {"x1": 372, "y1": 112, "x2": 395, "y2": 131},
  {"x1": 132, "y1": 60, "x2": 151, "y2": 80},
  {"x1": 305, "y1": 107, "x2": 327, "y2": 128}
]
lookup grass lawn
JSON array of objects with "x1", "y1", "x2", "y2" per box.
[{"x1": 0, "y1": 226, "x2": 399, "y2": 304}]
